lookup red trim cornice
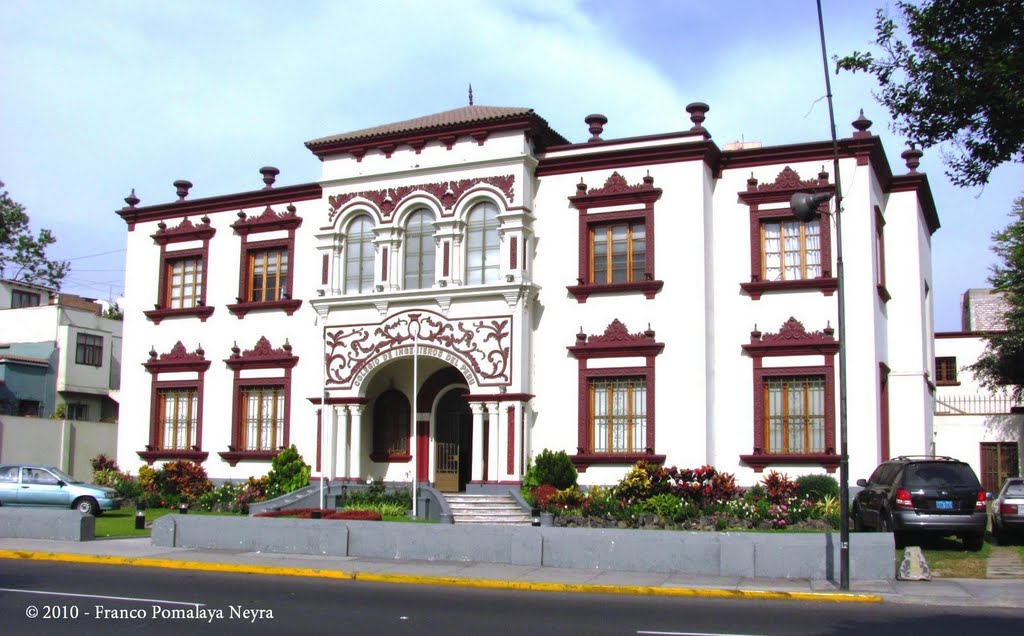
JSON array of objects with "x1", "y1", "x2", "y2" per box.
[
  {"x1": 307, "y1": 396, "x2": 370, "y2": 405},
  {"x1": 537, "y1": 140, "x2": 718, "y2": 176},
  {"x1": 144, "y1": 342, "x2": 211, "y2": 374},
  {"x1": 231, "y1": 205, "x2": 303, "y2": 236},
  {"x1": 306, "y1": 114, "x2": 565, "y2": 160},
  {"x1": 572, "y1": 452, "x2": 667, "y2": 472},
  {"x1": 117, "y1": 183, "x2": 321, "y2": 230},
  {"x1": 463, "y1": 393, "x2": 535, "y2": 403},
  {"x1": 567, "y1": 319, "x2": 665, "y2": 359},
  {"x1": 138, "y1": 450, "x2": 209, "y2": 464},
  {"x1": 151, "y1": 217, "x2": 216, "y2": 245},
  {"x1": 742, "y1": 317, "x2": 839, "y2": 358},
  {"x1": 227, "y1": 299, "x2": 302, "y2": 318},
  {"x1": 739, "y1": 453, "x2": 840, "y2": 473},
  {"x1": 225, "y1": 336, "x2": 299, "y2": 371},
  {"x1": 144, "y1": 305, "x2": 215, "y2": 325}
]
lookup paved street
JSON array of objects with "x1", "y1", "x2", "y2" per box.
[{"x1": 2, "y1": 559, "x2": 1023, "y2": 636}]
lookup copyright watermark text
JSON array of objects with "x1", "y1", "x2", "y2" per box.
[{"x1": 25, "y1": 604, "x2": 274, "y2": 623}]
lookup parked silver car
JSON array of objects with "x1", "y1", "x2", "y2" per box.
[
  {"x1": 991, "y1": 477, "x2": 1024, "y2": 545},
  {"x1": 0, "y1": 464, "x2": 120, "y2": 515}
]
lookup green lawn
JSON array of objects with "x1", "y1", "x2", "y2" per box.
[
  {"x1": 894, "y1": 535, "x2": 992, "y2": 578},
  {"x1": 95, "y1": 508, "x2": 424, "y2": 538}
]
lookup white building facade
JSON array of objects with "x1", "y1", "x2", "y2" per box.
[{"x1": 115, "y1": 103, "x2": 940, "y2": 489}]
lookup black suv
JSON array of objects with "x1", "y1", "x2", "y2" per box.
[{"x1": 851, "y1": 455, "x2": 987, "y2": 550}]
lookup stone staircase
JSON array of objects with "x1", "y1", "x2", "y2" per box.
[{"x1": 445, "y1": 493, "x2": 534, "y2": 525}]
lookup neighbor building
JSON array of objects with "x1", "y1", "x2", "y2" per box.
[{"x1": 114, "y1": 102, "x2": 940, "y2": 490}]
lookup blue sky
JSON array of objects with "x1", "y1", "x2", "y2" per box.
[{"x1": 1, "y1": 0, "x2": 1020, "y2": 331}]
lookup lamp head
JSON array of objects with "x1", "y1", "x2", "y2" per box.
[{"x1": 790, "y1": 192, "x2": 833, "y2": 222}]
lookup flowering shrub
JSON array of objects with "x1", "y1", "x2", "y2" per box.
[
  {"x1": 328, "y1": 509, "x2": 383, "y2": 521},
  {"x1": 613, "y1": 462, "x2": 673, "y2": 504},
  {"x1": 90, "y1": 453, "x2": 118, "y2": 475},
  {"x1": 761, "y1": 470, "x2": 798, "y2": 505},
  {"x1": 530, "y1": 484, "x2": 559, "y2": 511},
  {"x1": 668, "y1": 465, "x2": 739, "y2": 507},
  {"x1": 549, "y1": 486, "x2": 586, "y2": 512},
  {"x1": 155, "y1": 460, "x2": 213, "y2": 505}
]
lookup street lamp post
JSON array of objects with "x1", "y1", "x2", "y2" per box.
[{"x1": 790, "y1": 0, "x2": 850, "y2": 591}]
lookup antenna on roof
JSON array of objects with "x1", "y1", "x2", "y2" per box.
[{"x1": 468, "y1": 83, "x2": 474, "y2": 106}]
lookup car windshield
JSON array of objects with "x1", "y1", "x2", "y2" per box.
[
  {"x1": 47, "y1": 467, "x2": 81, "y2": 484},
  {"x1": 903, "y1": 463, "x2": 980, "y2": 488}
]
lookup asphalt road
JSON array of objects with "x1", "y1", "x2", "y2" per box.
[{"x1": 2, "y1": 560, "x2": 1022, "y2": 636}]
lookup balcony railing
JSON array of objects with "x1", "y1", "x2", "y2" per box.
[{"x1": 934, "y1": 394, "x2": 1021, "y2": 416}]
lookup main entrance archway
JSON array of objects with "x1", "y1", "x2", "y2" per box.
[{"x1": 434, "y1": 387, "x2": 472, "y2": 492}]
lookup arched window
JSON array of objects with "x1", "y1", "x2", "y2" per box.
[
  {"x1": 344, "y1": 215, "x2": 375, "y2": 294},
  {"x1": 466, "y1": 201, "x2": 499, "y2": 284},
  {"x1": 372, "y1": 389, "x2": 410, "y2": 460},
  {"x1": 404, "y1": 209, "x2": 436, "y2": 290}
]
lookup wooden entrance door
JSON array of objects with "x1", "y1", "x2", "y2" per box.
[
  {"x1": 980, "y1": 441, "x2": 1020, "y2": 493},
  {"x1": 434, "y1": 388, "x2": 472, "y2": 492}
]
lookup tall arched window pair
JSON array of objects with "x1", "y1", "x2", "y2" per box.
[{"x1": 343, "y1": 201, "x2": 500, "y2": 294}]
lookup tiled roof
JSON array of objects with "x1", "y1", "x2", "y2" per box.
[
  {"x1": 306, "y1": 106, "x2": 539, "y2": 146},
  {"x1": 0, "y1": 354, "x2": 50, "y2": 367}
]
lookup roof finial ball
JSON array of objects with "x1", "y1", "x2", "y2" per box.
[
  {"x1": 468, "y1": 83, "x2": 474, "y2": 106},
  {"x1": 173, "y1": 180, "x2": 193, "y2": 201},
  {"x1": 259, "y1": 166, "x2": 279, "y2": 189},
  {"x1": 585, "y1": 114, "x2": 607, "y2": 142},
  {"x1": 902, "y1": 144, "x2": 923, "y2": 173}
]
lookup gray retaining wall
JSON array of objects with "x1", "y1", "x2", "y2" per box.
[
  {"x1": 0, "y1": 508, "x2": 95, "y2": 541},
  {"x1": 151, "y1": 515, "x2": 894, "y2": 581}
]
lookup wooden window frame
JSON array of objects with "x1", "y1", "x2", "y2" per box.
[
  {"x1": 228, "y1": 206, "x2": 302, "y2": 318},
  {"x1": 738, "y1": 168, "x2": 837, "y2": 300},
  {"x1": 140, "y1": 342, "x2": 210, "y2": 464},
  {"x1": 759, "y1": 218, "x2": 822, "y2": 282},
  {"x1": 935, "y1": 356, "x2": 959, "y2": 386},
  {"x1": 344, "y1": 214, "x2": 376, "y2": 294},
  {"x1": 567, "y1": 319, "x2": 664, "y2": 471},
  {"x1": 11, "y1": 290, "x2": 41, "y2": 308},
  {"x1": 567, "y1": 172, "x2": 663, "y2": 302},
  {"x1": 761, "y1": 375, "x2": 826, "y2": 455},
  {"x1": 146, "y1": 218, "x2": 215, "y2": 324},
  {"x1": 219, "y1": 337, "x2": 298, "y2": 466},
  {"x1": 588, "y1": 376, "x2": 647, "y2": 454},
  {"x1": 465, "y1": 201, "x2": 500, "y2": 285},
  {"x1": 875, "y1": 206, "x2": 891, "y2": 302},
  {"x1": 404, "y1": 209, "x2": 436, "y2": 290},
  {"x1": 75, "y1": 333, "x2": 103, "y2": 367},
  {"x1": 237, "y1": 383, "x2": 286, "y2": 452},
  {"x1": 157, "y1": 387, "x2": 199, "y2": 451},
  {"x1": 741, "y1": 317, "x2": 840, "y2": 472}
]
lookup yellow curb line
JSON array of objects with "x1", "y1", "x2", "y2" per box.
[{"x1": 0, "y1": 549, "x2": 882, "y2": 604}]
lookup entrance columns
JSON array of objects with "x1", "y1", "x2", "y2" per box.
[
  {"x1": 510, "y1": 401, "x2": 523, "y2": 480},
  {"x1": 349, "y1": 404, "x2": 364, "y2": 480},
  {"x1": 328, "y1": 405, "x2": 343, "y2": 480},
  {"x1": 486, "y1": 401, "x2": 500, "y2": 482},
  {"x1": 470, "y1": 402, "x2": 485, "y2": 482}
]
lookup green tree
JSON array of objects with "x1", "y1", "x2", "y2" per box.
[
  {"x1": 969, "y1": 195, "x2": 1024, "y2": 400},
  {"x1": 102, "y1": 302, "x2": 124, "y2": 320},
  {"x1": 837, "y1": 1, "x2": 1023, "y2": 187},
  {"x1": 0, "y1": 181, "x2": 70, "y2": 288}
]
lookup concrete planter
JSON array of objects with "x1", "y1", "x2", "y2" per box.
[{"x1": 152, "y1": 515, "x2": 895, "y2": 581}]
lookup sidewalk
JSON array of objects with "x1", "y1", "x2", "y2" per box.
[{"x1": 2, "y1": 537, "x2": 1023, "y2": 609}]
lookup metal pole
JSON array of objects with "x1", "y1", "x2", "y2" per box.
[
  {"x1": 816, "y1": 0, "x2": 850, "y2": 591},
  {"x1": 411, "y1": 326, "x2": 419, "y2": 518},
  {"x1": 320, "y1": 320, "x2": 328, "y2": 510}
]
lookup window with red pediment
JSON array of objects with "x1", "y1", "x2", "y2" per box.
[
  {"x1": 139, "y1": 342, "x2": 211, "y2": 464},
  {"x1": 566, "y1": 319, "x2": 664, "y2": 470},
  {"x1": 566, "y1": 172, "x2": 663, "y2": 302},
  {"x1": 738, "y1": 167, "x2": 837, "y2": 300},
  {"x1": 219, "y1": 337, "x2": 298, "y2": 466},
  {"x1": 145, "y1": 218, "x2": 216, "y2": 324},
  {"x1": 740, "y1": 317, "x2": 840, "y2": 473},
  {"x1": 227, "y1": 205, "x2": 303, "y2": 318}
]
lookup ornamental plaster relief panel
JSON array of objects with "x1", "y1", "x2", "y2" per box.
[{"x1": 325, "y1": 309, "x2": 512, "y2": 390}]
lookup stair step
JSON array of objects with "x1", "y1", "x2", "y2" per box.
[{"x1": 443, "y1": 493, "x2": 533, "y2": 525}]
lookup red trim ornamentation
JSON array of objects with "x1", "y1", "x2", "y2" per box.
[
  {"x1": 227, "y1": 204, "x2": 303, "y2": 319},
  {"x1": 145, "y1": 217, "x2": 216, "y2": 324},
  {"x1": 326, "y1": 175, "x2": 515, "y2": 224},
  {"x1": 740, "y1": 318, "x2": 840, "y2": 473},
  {"x1": 118, "y1": 183, "x2": 320, "y2": 230},
  {"x1": 567, "y1": 320, "x2": 665, "y2": 471},
  {"x1": 219, "y1": 337, "x2": 299, "y2": 466},
  {"x1": 567, "y1": 172, "x2": 664, "y2": 302},
  {"x1": 326, "y1": 310, "x2": 512, "y2": 389},
  {"x1": 738, "y1": 167, "x2": 837, "y2": 300},
  {"x1": 139, "y1": 342, "x2": 211, "y2": 464}
]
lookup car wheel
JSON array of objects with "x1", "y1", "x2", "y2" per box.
[
  {"x1": 73, "y1": 497, "x2": 98, "y2": 516},
  {"x1": 963, "y1": 533, "x2": 984, "y2": 552}
]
